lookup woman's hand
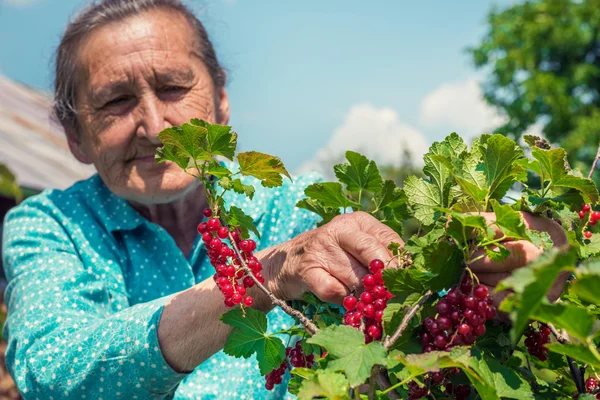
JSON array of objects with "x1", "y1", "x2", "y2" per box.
[
  {"x1": 260, "y1": 211, "x2": 403, "y2": 304},
  {"x1": 469, "y1": 212, "x2": 569, "y2": 305}
]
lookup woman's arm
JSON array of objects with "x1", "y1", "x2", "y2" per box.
[{"x1": 2, "y1": 204, "x2": 194, "y2": 399}]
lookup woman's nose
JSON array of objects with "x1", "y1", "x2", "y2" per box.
[{"x1": 136, "y1": 95, "x2": 170, "y2": 144}]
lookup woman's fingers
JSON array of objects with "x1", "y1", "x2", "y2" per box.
[{"x1": 469, "y1": 240, "x2": 543, "y2": 273}]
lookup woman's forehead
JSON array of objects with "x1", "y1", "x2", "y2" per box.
[{"x1": 77, "y1": 9, "x2": 200, "y2": 84}]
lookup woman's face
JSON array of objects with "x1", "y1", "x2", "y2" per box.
[{"x1": 69, "y1": 9, "x2": 229, "y2": 204}]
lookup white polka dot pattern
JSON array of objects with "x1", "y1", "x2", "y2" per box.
[{"x1": 1, "y1": 169, "x2": 322, "y2": 399}]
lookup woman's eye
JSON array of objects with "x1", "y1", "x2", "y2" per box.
[{"x1": 103, "y1": 96, "x2": 132, "y2": 108}]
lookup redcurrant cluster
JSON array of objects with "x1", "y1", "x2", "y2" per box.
[
  {"x1": 585, "y1": 376, "x2": 600, "y2": 398},
  {"x1": 265, "y1": 341, "x2": 315, "y2": 390},
  {"x1": 524, "y1": 324, "x2": 550, "y2": 361},
  {"x1": 199, "y1": 208, "x2": 261, "y2": 308},
  {"x1": 342, "y1": 259, "x2": 394, "y2": 343},
  {"x1": 420, "y1": 277, "x2": 496, "y2": 353},
  {"x1": 407, "y1": 374, "x2": 471, "y2": 400},
  {"x1": 578, "y1": 203, "x2": 599, "y2": 238}
]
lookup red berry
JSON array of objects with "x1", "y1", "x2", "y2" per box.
[
  {"x1": 591, "y1": 220, "x2": 598, "y2": 226},
  {"x1": 434, "y1": 334, "x2": 448, "y2": 349},
  {"x1": 360, "y1": 292, "x2": 374, "y2": 304},
  {"x1": 584, "y1": 204, "x2": 592, "y2": 212},
  {"x1": 373, "y1": 298, "x2": 386, "y2": 311},
  {"x1": 231, "y1": 293, "x2": 243, "y2": 304},
  {"x1": 437, "y1": 316, "x2": 451, "y2": 331},
  {"x1": 221, "y1": 284, "x2": 234, "y2": 297},
  {"x1": 463, "y1": 295, "x2": 477, "y2": 310},
  {"x1": 586, "y1": 377, "x2": 598, "y2": 392},
  {"x1": 363, "y1": 304, "x2": 375, "y2": 318},
  {"x1": 369, "y1": 259, "x2": 385, "y2": 273},
  {"x1": 224, "y1": 297, "x2": 235, "y2": 308},
  {"x1": 473, "y1": 284, "x2": 488, "y2": 299},
  {"x1": 343, "y1": 295, "x2": 358, "y2": 311},
  {"x1": 593, "y1": 211, "x2": 600, "y2": 221},
  {"x1": 197, "y1": 222, "x2": 208, "y2": 234},
  {"x1": 585, "y1": 231, "x2": 593, "y2": 239},
  {"x1": 207, "y1": 218, "x2": 221, "y2": 232},
  {"x1": 485, "y1": 306, "x2": 497, "y2": 320},
  {"x1": 473, "y1": 324, "x2": 486, "y2": 337},
  {"x1": 367, "y1": 324, "x2": 381, "y2": 338},
  {"x1": 436, "y1": 300, "x2": 451, "y2": 315},
  {"x1": 243, "y1": 276, "x2": 255, "y2": 288},
  {"x1": 579, "y1": 210, "x2": 586, "y2": 219},
  {"x1": 363, "y1": 274, "x2": 376, "y2": 289},
  {"x1": 374, "y1": 310, "x2": 384, "y2": 322},
  {"x1": 458, "y1": 323, "x2": 471, "y2": 335},
  {"x1": 431, "y1": 371, "x2": 444, "y2": 384},
  {"x1": 202, "y1": 232, "x2": 213, "y2": 242},
  {"x1": 225, "y1": 265, "x2": 236, "y2": 277},
  {"x1": 217, "y1": 227, "x2": 229, "y2": 239},
  {"x1": 243, "y1": 296, "x2": 254, "y2": 307},
  {"x1": 203, "y1": 208, "x2": 213, "y2": 218}
]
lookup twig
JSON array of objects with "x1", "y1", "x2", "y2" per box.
[
  {"x1": 383, "y1": 290, "x2": 433, "y2": 349},
  {"x1": 227, "y1": 233, "x2": 319, "y2": 335},
  {"x1": 368, "y1": 366, "x2": 378, "y2": 400},
  {"x1": 546, "y1": 323, "x2": 585, "y2": 393},
  {"x1": 588, "y1": 142, "x2": 600, "y2": 179}
]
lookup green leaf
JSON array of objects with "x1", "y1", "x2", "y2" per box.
[
  {"x1": 333, "y1": 151, "x2": 383, "y2": 193},
  {"x1": 485, "y1": 244, "x2": 511, "y2": 262},
  {"x1": 404, "y1": 175, "x2": 441, "y2": 225},
  {"x1": 490, "y1": 199, "x2": 530, "y2": 241},
  {"x1": 373, "y1": 180, "x2": 409, "y2": 218},
  {"x1": 571, "y1": 260, "x2": 600, "y2": 304},
  {"x1": 297, "y1": 370, "x2": 350, "y2": 400},
  {"x1": 545, "y1": 343, "x2": 600, "y2": 370},
  {"x1": 307, "y1": 325, "x2": 387, "y2": 386},
  {"x1": 220, "y1": 307, "x2": 285, "y2": 375},
  {"x1": 303, "y1": 182, "x2": 361, "y2": 210},
  {"x1": 479, "y1": 134, "x2": 525, "y2": 200},
  {"x1": 237, "y1": 151, "x2": 291, "y2": 187},
  {"x1": 524, "y1": 135, "x2": 551, "y2": 150},
  {"x1": 190, "y1": 119, "x2": 237, "y2": 160},
  {"x1": 531, "y1": 303, "x2": 593, "y2": 342},
  {"x1": 157, "y1": 125, "x2": 208, "y2": 168},
  {"x1": 220, "y1": 177, "x2": 255, "y2": 200},
  {"x1": 497, "y1": 249, "x2": 577, "y2": 342},
  {"x1": 224, "y1": 206, "x2": 260, "y2": 238},
  {"x1": 296, "y1": 198, "x2": 340, "y2": 226},
  {"x1": 382, "y1": 267, "x2": 431, "y2": 302},
  {"x1": 421, "y1": 240, "x2": 463, "y2": 292},
  {"x1": 205, "y1": 162, "x2": 232, "y2": 178},
  {"x1": 0, "y1": 164, "x2": 22, "y2": 202}
]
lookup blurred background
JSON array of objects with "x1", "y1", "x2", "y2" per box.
[{"x1": 1, "y1": 0, "x2": 599, "y2": 398}]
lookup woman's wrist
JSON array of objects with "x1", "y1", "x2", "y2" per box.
[{"x1": 254, "y1": 237, "x2": 300, "y2": 308}]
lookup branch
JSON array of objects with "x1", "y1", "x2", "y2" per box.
[
  {"x1": 547, "y1": 323, "x2": 585, "y2": 393},
  {"x1": 227, "y1": 232, "x2": 319, "y2": 335},
  {"x1": 588, "y1": 142, "x2": 600, "y2": 179},
  {"x1": 383, "y1": 290, "x2": 432, "y2": 349}
]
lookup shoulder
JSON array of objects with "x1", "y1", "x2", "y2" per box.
[{"x1": 3, "y1": 174, "x2": 99, "y2": 227}]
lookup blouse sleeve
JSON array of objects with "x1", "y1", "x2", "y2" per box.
[{"x1": 2, "y1": 202, "x2": 190, "y2": 399}]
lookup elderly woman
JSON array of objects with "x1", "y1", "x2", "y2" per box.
[{"x1": 1, "y1": 0, "x2": 566, "y2": 399}]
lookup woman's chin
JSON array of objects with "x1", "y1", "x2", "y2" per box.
[{"x1": 119, "y1": 168, "x2": 199, "y2": 204}]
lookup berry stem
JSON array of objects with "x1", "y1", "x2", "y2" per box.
[
  {"x1": 226, "y1": 232, "x2": 319, "y2": 335},
  {"x1": 376, "y1": 369, "x2": 401, "y2": 400},
  {"x1": 379, "y1": 374, "x2": 416, "y2": 396},
  {"x1": 383, "y1": 290, "x2": 433, "y2": 349}
]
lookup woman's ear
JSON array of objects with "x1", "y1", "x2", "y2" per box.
[
  {"x1": 217, "y1": 86, "x2": 230, "y2": 125},
  {"x1": 64, "y1": 126, "x2": 94, "y2": 165}
]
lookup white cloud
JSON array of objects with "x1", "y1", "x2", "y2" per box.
[
  {"x1": 297, "y1": 104, "x2": 430, "y2": 176},
  {"x1": 419, "y1": 78, "x2": 508, "y2": 139},
  {"x1": 4, "y1": 0, "x2": 44, "y2": 7}
]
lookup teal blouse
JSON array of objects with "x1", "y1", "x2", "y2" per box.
[{"x1": 1, "y1": 171, "x2": 321, "y2": 399}]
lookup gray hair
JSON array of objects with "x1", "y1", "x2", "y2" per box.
[{"x1": 53, "y1": 0, "x2": 226, "y2": 135}]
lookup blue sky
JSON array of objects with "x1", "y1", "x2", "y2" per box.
[{"x1": 0, "y1": 0, "x2": 517, "y2": 174}]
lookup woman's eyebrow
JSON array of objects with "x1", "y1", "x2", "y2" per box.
[
  {"x1": 155, "y1": 68, "x2": 195, "y2": 84},
  {"x1": 91, "y1": 81, "x2": 131, "y2": 103}
]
